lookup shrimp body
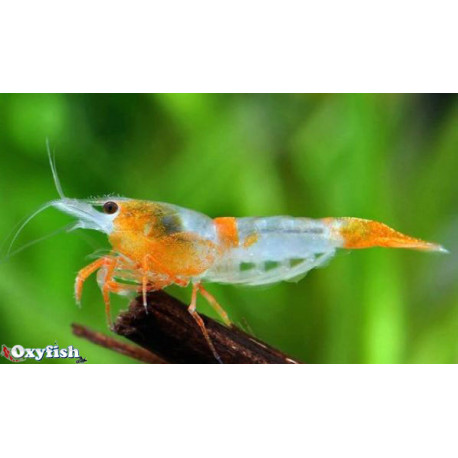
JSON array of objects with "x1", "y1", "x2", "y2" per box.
[{"x1": 92, "y1": 199, "x2": 444, "y2": 290}]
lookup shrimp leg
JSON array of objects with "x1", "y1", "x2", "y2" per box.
[
  {"x1": 188, "y1": 283, "x2": 223, "y2": 363},
  {"x1": 75, "y1": 257, "x2": 111, "y2": 305},
  {"x1": 99, "y1": 259, "x2": 119, "y2": 327},
  {"x1": 141, "y1": 256, "x2": 149, "y2": 310},
  {"x1": 197, "y1": 284, "x2": 232, "y2": 327},
  {"x1": 75, "y1": 256, "x2": 120, "y2": 326}
]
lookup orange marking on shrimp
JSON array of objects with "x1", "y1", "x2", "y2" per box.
[
  {"x1": 243, "y1": 232, "x2": 259, "y2": 248},
  {"x1": 142, "y1": 252, "x2": 189, "y2": 287},
  {"x1": 336, "y1": 217, "x2": 444, "y2": 251},
  {"x1": 214, "y1": 217, "x2": 239, "y2": 248}
]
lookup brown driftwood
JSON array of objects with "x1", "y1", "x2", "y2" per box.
[
  {"x1": 72, "y1": 323, "x2": 166, "y2": 364},
  {"x1": 112, "y1": 291, "x2": 301, "y2": 364}
]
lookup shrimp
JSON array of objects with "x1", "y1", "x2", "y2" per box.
[{"x1": 9, "y1": 147, "x2": 448, "y2": 363}]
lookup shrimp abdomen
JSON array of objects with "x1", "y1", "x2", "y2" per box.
[
  {"x1": 198, "y1": 215, "x2": 446, "y2": 286},
  {"x1": 201, "y1": 217, "x2": 340, "y2": 285}
]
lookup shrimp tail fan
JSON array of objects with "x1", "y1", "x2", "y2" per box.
[{"x1": 329, "y1": 217, "x2": 448, "y2": 253}]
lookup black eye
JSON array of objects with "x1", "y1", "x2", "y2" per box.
[{"x1": 103, "y1": 201, "x2": 118, "y2": 214}]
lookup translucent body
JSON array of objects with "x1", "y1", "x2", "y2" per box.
[
  {"x1": 59, "y1": 199, "x2": 443, "y2": 292},
  {"x1": 200, "y1": 216, "x2": 342, "y2": 285}
]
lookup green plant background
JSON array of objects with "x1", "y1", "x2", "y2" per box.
[{"x1": 0, "y1": 94, "x2": 456, "y2": 364}]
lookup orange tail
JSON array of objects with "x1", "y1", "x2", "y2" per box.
[{"x1": 332, "y1": 218, "x2": 447, "y2": 253}]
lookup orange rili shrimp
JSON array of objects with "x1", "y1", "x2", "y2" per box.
[{"x1": 10, "y1": 148, "x2": 448, "y2": 362}]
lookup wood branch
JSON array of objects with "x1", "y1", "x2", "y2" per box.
[
  {"x1": 113, "y1": 291, "x2": 301, "y2": 364},
  {"x1": 72, "y1": 323, "x2": 166, "y2": 364}
]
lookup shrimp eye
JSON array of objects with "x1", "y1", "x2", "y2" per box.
[{"x1": 103, "y1": 201, "x2": 118, "y2": 214}]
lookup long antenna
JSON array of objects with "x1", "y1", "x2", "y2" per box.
[
  {"x1": 46, "y1": 138, "x2": 66, "y2": 199},
  {"x1": 1, "y1": 141, "x2": 69, "y2": 261},
  {"x1": 5, "y1": 222, "x2": 77, "y2": 260},
  {"x1": 5, "y1": 200, "x2": 57, "y2": 258}
]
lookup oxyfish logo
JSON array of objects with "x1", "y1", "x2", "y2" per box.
[
  {"x1": 1, "y1": 345, "x2": 25, "y2": 362},
  {"x1": 1, "y1": 344, "x2": 86, "y2": 363}
]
